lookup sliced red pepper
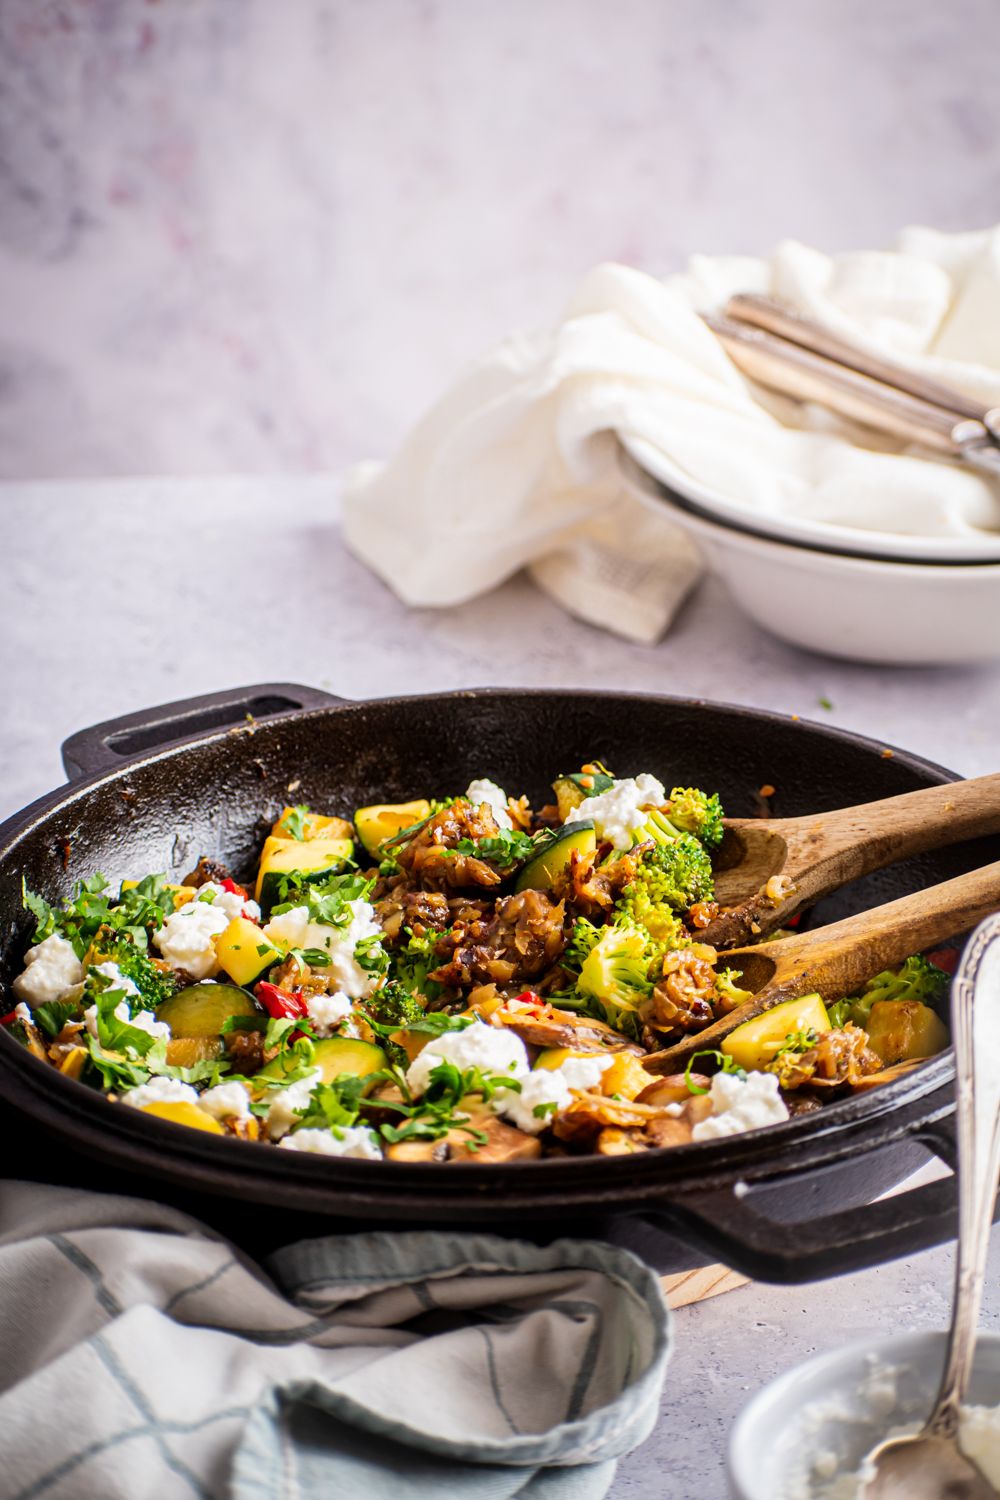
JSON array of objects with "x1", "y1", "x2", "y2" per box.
[
  {"x1": 0, "y1": 1009, "x2": 19, "y2": 1027},
  {"x1": 255, "y1": 981, "x2": 308, "y2": 1021},
  {"x1": 924, "y1": 946, "x2": 959, "y2": 974},
  {"x1": 220, "y1": 877, "x2": 249, "y2": 900}
]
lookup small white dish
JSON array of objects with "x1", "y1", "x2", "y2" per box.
[
  {"x1": 623, "y1": 433, "x2": 1000, "y2": 565},
  {"x1": 728, "y1": 1330, "x2": 1000, "y2": 1500},
  {"x1": 621, "y1": 451, "x2": 1000, "y2": 665}
]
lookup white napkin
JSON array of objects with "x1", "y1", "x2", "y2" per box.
[{"x1": 342, "y1": 226, "x2": 1000, "y2": 645}]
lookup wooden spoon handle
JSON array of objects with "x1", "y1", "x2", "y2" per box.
[
  {"x1": 649, "y1": 860, "x2": 1000, "y2": 1070},
  {"x1": 707, "y1": 772, "x2": 1000, "y2": 946}
]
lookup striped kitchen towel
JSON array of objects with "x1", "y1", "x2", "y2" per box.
[{"x1": 0, "y1": 1180, "x2": 670, "y2": 1498}]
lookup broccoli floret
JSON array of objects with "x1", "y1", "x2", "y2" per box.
[
  {"x1": 362, "y1": 980, "x2": 428, "y2": 1069},
  {"x1": 366, "y1": 980, "x2": 425, "y2": 1031},
  {"x1": 89, "y1": 927, "x2": 177, "y2": 1009},
  {"x1": 715, "y1": 967, "x2": 753, "y2": 1008},
  {"x1": 563, "y1": 916, "x2": 603, "y2": 971},
  {"x1": 650, "y1": 780, "x2": 728, "y2": 852},
  {"x1": 618, "y1": 834, "x2": 714, "y2": 924},
  {"x1": 388, "y1": 928, "x2": 447, "y2": 1002},
  {"x1": 837, "y1": 953, "x2": 949, "y2": 1028},
  {"x1": 576, "y1": 921, "x2": 653, "y2": 1031}
]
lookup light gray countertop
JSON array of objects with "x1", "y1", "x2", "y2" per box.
[{"x1": 2, "y1": 475, "x2": 999, "y2": 1499}]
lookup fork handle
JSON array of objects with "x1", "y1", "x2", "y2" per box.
[
  {"x1": 704, "y1": 313, "x2": 969, "y2": 453},
  {"x1": 725, "y1": 293, "x2": 993, "y2": 424},
  {"x1": 926, "y1": 915, "x2": 1000, "y2": 1439}
]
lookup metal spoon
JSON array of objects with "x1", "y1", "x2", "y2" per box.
[{"x1": 860, "y1": 913, "x2": 1000, "y2": 1500}]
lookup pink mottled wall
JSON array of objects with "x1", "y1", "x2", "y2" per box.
[{"x1": 1, "y1": 0, "x2": 999, "y2": 479}]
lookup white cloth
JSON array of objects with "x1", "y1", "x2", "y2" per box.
[{"x1": 342, "y1": 227, "x2": 1000, "y2": 644}]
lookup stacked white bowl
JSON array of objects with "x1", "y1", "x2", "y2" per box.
[{"x1": 620, "y1": 438, "x2": 1000, "y2": 666}]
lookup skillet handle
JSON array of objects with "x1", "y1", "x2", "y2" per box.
[
  {"x1": 654, "y1": 1117, "x2": 967, "y2": 1284},
  {"x1": 61, "y1": 683, "x2": 347, "y2": 780}
]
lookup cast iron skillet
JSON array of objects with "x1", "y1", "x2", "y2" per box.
[{"x1": 0, "y1": 684, "x2": 995, "y2": 1283}]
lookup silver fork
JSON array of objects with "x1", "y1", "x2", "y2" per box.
[
  {"x1": 703, "y1": 293, "x2": 1000, "y2": 477},
  {"x1": 860, "y1": 914, "x2": 1000, "y2": 1500}
]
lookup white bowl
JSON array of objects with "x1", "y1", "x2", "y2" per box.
[
  {"x1": 621, "y1": 451, "x2": 1000, "y2": 665},
  {"x1": 728, "y1": 1330, "x2": 1000, "y2": 1500},
  {"x1": 623, "y1": 433, "x2": 1000, "y2": 565}
]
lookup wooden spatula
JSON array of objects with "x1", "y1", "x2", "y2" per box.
[
  {"x1": 701, "y1": 773, "x2": 1000, "y2": 950},
  {"x1": 645, "y1": 860, "x2": 1000, "y2": 1072}
]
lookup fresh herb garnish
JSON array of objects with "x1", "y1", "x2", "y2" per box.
[
  {"x1": 453, "y1": 828, "x2": 536, "y2": 866},
  {"x1": 683, "y1": 1049, "x2": 746, "y2": 1094},
  {"x1": 278, "y1": 804, "x2": 312, "y2": 840},
  {"x1": 21, "y1": 872, "x2": 174, "y2": 962},
  {"x1": 32, "y1": 998, "x2": 81, "y2": 1039}
]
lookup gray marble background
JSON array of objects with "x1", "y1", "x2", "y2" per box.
[{"x1": 2, "y1": 0, "x2": 1000, "y2": 480}]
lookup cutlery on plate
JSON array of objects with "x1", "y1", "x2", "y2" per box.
[
  {"x1": 703, "y1": 293, "x2": 1000, "y2": 475},
  {"x1": 701, "y1": 772, "x2": 1000, "y2": 950},
  {"x1": 859, "y1": 914, "x2": 1000, "y2": 1500},
  {"x1": 645, "y1": 861, "x2": 1000, "y2": 1070}
]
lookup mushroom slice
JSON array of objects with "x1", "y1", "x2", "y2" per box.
[
  {"x1": 385, "y1": 1105, "x2": 542, "y2": 1164},
  {"x1": 643, "y1": 1116, "x2": 696, "y2": 1149},
  {"x1": 596, "y1": 1127, "x2": 649, "y2": 1156},
  {"x1": 847, "y1": 1060, "x2": 924, "y2": 1092},
  {"x1": 493, "y1": 1010, "x2": 639, "y2": 1054},
  {"x1": 636, "y1": 1073, "x2": 710, "y2": 1107}
]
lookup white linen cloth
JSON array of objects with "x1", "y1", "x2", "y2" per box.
[
  {"x1": 0, "y1": 1180, "x2": 670, "y2": 1500},
  {"x1": 342, "y1": 226, "x2": 1000, "y2": 644}
]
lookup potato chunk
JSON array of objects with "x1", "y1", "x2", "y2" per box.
[{"x1": 864, "y1": 1000, "x2": 948, "y2": 1066}]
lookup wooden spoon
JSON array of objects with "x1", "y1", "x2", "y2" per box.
[
  {"x1": 701, "y1": 773, "x2": 1000, "y2": 950},
  {"x1": 645, "y1": 860, "x2": 1000, "y2": 1072}
]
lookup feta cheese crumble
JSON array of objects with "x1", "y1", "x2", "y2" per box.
[
  {"x1": 304, "y1": 991, "x2": 353, "y2": 1036},
  {"x1": 263, "y1": 900, "x2": 383, "y2": 998},
  {"x1": 198, "y1": 881, "x2": 262, "y2": 923},
  {"x1": 279, "y1": 1125, "x2": 382, "y2": 1159},
  {"x1": 153, "y1": 900, "x2": 230, "y2": 980},
  {"x1": 120, "y1": 1077, "x2": 199, "y2": 1109},
  {"x1": 12, "y1": 933, "x2": 84, "y2": 1007},
  {"x1": 262, "y1": 1067, "x2": 323, "y2": 1140},
  {"x1": 465, "y1": 779, "x2": 513, "y2": 830},
  {"x1": 89, "y1": 961, "x2": 139, "y2": 998},
  {"x1": 492, "y1": 1054, "x2": 613, "y2": 1134},
  {"x1": 84, "y1": 1000, "x2": 170, "y2": 1042},
  {"x1": 199, "y1": 1081, "x2": 252, "y2": 1122},
  {"x1": 405, "y1": 1019, "x2": 530, "y2": 1097},
  {"x1": 564, "y1": 773, "x2": 667, "y2": 850},
  {"x1": 690, "y1": 1070, "x2": 790, "y2": 1141}
]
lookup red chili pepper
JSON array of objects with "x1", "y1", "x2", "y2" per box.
[
  {"x1": 255, "y1": 982, "x2": 308, "y2": 1021},
  {"x1": 220, "y1": 877, "x2": 249, "y2": 900},
  {"x1": 925, "y1": 946, "x2": 959, "y2": 974},
  {"x1": 514, "y1": 989, "x2": 544, "y2": 1012},
  {"x1": 0, "y1": 1009, "x2": 19, "y2": 1027}
]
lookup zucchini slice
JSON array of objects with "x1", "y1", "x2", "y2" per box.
[
  {"x1": 270, "y1": 807, "x2": 354, "y2": 843},
  {"x1": 354, "y1": 800, "x2": 432, "y2": 858},
  {"x1": 214, "y1": 917, "x2": 281, "y2": 988},
  {"x1": 722, "y1": 993, "x2": 830, "y2": 1072},
  {"x1": 156, "y1": 982, "x2": 262, "y2": 1039},
  {"x1": 552, "y1": 777, "x2": 587, "y2": 822},
  {"x1": 255, "y1": 834, "x2": 355, "y2": 910},
  {"x1": 257, "y1": 1035, "x2": 387, "y2": 1090},
  {"x1": 515, "y1": 822, "x2": 596, "y2": 893}
]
